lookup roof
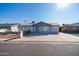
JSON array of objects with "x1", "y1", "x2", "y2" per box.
[
  {"x1": 32, "y1": 22, "x2": 59, "y2": 26},
  {"x1": 63, "y1": 22, "x2": 79, "y2": 26},
  {"x1": 0, "y1": 23, "x2": 20, "y2": 27},
  {"x1": 18, "y1": 24, "x2": 33, "y2": 27},
  {"x1": 48, "y1": 23, "x2": 60, "y2": 26},
  {"x1": 70, "y1": 23, "x2": 79, "y2": 26},
  {"x1": 0, "y1": 22, "x2": 59, "y2": 27}
]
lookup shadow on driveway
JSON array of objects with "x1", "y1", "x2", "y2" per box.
[{"x1": 24, "y1": 33, "x2": 59, "y2": 37}]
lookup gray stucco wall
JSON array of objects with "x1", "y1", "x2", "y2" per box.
[{"x1": 19, "y1": 26, "x2": 59, "y2": 34}]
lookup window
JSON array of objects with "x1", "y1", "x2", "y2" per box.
[
  {"x1": 20, "y1": 27, "x2": 23, "y2": 30},
  {"x1": 43, "y1": 26, "x2": 48, "y2": 31},
  {"x1": 73, "y1": 27, "x2": 76, "y2": 30}
]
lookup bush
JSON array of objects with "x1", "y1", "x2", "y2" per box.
[{"x1": 2, "y1": 31, "x2": 12, "y2": 35}]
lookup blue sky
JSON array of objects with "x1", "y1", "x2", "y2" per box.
[{"x1": 0, "y1": 3, "x2": 79, "y2": 24}]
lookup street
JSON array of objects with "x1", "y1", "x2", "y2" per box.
[{"x1": 0, "y1": 42, "x2": 79, "y2": 56}]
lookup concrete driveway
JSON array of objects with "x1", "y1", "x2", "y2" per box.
[{"x1": 9, "y1": 33, "x2": 79, "y2": 42}]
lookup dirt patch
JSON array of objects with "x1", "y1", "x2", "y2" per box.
[{"x1": 0, "y1": 34, "x2": 20, "y2": 39}]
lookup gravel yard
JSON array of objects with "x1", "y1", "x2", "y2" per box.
[
  {"x1": 0, "y1": 34, "x2": 19, "y2": 42},
  {"x1": 9, "y1": 33, "x2": 79, "y2": 42}
]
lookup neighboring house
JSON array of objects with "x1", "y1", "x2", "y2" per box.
[
  {"x1": 11, "y1": 25, "x2": 19, "y2": 32},
  {"x1": 0, "y1": 23, "x2": 19, "y2": 32},
  {"x1": 61, "y1": 23, "x2": 79, "y2": 32},
  {"x1": 0, "y1": 29, "x2": 8, "y2": 32},
  {"x1": 18, "y1": 22, "x2": 60, "y2": 34}
]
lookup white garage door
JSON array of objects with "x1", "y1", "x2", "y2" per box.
[{"x1": 50, "y1": 27, "x2": 59, "y2": 33}]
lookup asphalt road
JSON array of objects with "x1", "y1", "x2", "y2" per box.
[{"x1": 0, "y1": 42, "x2": 79, "y2": 56}]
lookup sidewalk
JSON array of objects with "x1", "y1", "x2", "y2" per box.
[{"x1": 0, "y1": 38, "x2": 10, "y2": 42}]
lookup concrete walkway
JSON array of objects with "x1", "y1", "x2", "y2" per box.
[{"x1": 10, "y1": 33, "x2": 79, "y2": 42}]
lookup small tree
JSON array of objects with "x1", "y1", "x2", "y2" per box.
[{"x1": 32, "y1": 21, "x2": 35, "y2": 24}]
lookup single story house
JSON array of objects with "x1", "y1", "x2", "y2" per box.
[
  {"x1": 61, "y1": 23, "x2": 79, "y2": 33},
  {"x1": 0, "y1": 22, "x2": 60, "y2": 36},
  {"x1": 18, "y1": 22, "x2": 59, "y2": 35}
]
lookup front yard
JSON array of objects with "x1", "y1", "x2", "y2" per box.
[
  {"x1": 9, "y1": 33, "x2": 79, "y2": 42},
  {"x1": 63, "y1": 32, "x2": 79, "y2": 37},
  {"x1": 0, "y1": 32, "x2": 79, "y2": 42},
  {"x1": 0, "y1": 34, "x2": 19, "y2": 42}
]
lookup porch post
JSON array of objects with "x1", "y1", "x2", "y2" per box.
[{"x1": 20, "y1": 30, "x2": 23, "y2": 37}]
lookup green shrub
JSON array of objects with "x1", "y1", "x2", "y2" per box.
[{"x1": 3, "y1": 31, "x2": 12, "y2": 35}]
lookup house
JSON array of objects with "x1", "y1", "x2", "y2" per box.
[
  {"x1": 61, "y1": 23, "x2": 79, "y2": 33},
  {"x1": 18, "y1": 22, "x2": 60, "y2": 35},
  {"x1": 0, "y1": 22, "x2": 60, "y2": 37},
  {"x1": 0, "y1": 23, "x2": 20, "y2": 33}
]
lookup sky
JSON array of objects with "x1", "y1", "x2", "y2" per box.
[{"x1": 0, "y1": 3, "x2": 79, "y2": 24}]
